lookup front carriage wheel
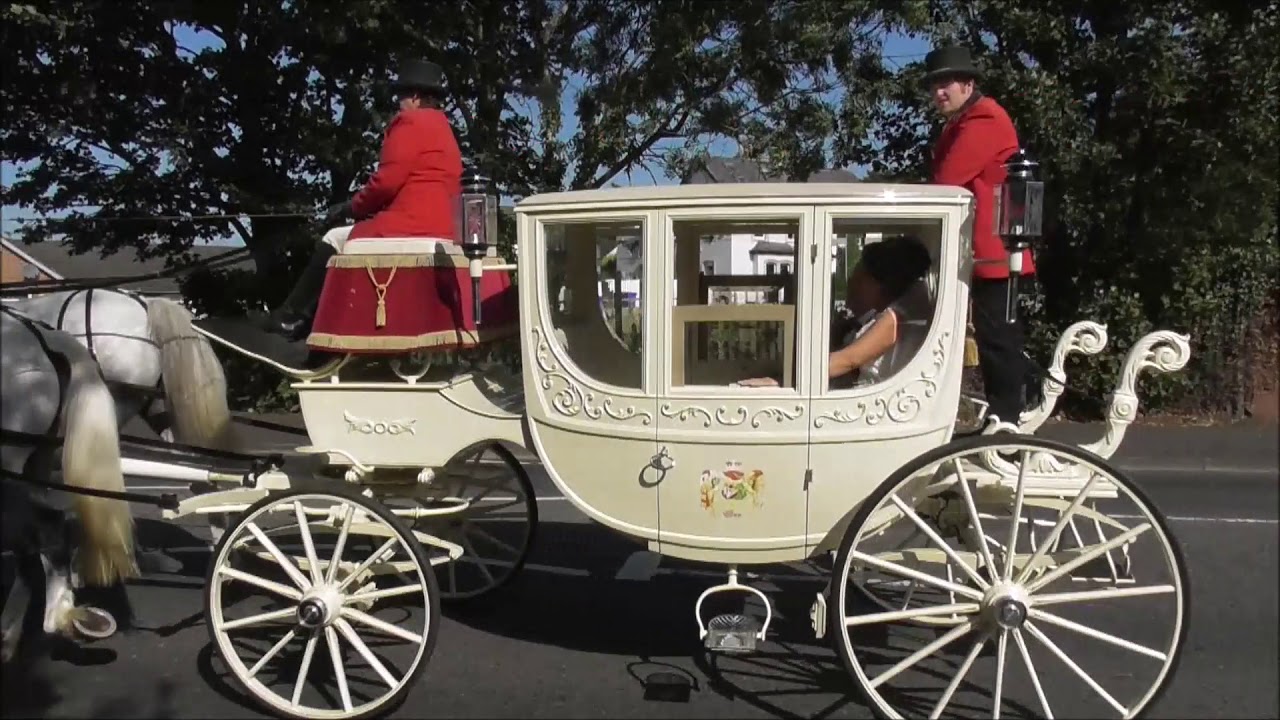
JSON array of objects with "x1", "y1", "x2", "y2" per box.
[
  {"x1": 829, "y1": 434, "x2": 1188, "y2": 719},
  {"x1": 204, "y1": 487, "x2": 440, "y2": 720}
]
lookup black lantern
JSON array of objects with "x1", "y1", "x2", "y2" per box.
[
  {"x1": 992, "y1": 149, "x2": 1044, "y2": 323},
  {"x1": 458, "y1": 168, "x2": 497, "y2": 325}
]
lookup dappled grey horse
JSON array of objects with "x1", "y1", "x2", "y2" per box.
[
  {"x1": 1, "y1": 307, "x2": 139, "y2": 663},
  {"x1": 10, "y1": 288, "x2": 240, "y2": 453}
]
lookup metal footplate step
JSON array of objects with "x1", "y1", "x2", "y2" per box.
[{"x1": 695, "y1": 567, "x2": 772, "y2": 654}]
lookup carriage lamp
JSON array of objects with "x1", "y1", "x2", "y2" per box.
[
  {"x1": 993, "y1": 149, "x2": 1044, "y2": 323},
  {"x1": 459, "y1": 170, "x2": 498, "y2": 325}
]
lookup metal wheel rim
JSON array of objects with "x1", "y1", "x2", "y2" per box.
[
  {"x1": 833, "y1": 437, "x2": 1187, "y2": 719},
  {"x1": 208, "y1": 491, "x2": 436, "y2": 720}
]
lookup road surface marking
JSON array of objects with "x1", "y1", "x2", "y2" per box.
[{"x1": 1110, "y1": 513, "x2": 1277, "y2": 525}]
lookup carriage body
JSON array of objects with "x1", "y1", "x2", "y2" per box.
[{"x1": 514, "y1": 183, "x2": 976, "y2": 563}]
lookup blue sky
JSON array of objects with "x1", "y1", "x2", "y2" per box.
[{"x1": 0, "y1": 26, "x2": 933, "y2": 245}]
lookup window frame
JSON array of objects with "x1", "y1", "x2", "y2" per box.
[
  {"x1": 534, "y1": 210, "x2": 657, "y2": 396},
  {"x1": 659, "y1": 205, "x2": 815, "y2": 398}
]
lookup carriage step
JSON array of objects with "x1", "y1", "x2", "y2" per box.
[{"x1": 704, "y1": 613, "x2": 760, "y2": 654}]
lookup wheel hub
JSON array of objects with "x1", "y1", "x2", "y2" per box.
[
  {"x1": 992, "y1": 597, "x2": 1027, "y2": 629},
  {"x1": 981, "y1": 582, "x2": 1031, "y2": 631},
  {"x1": 296, "y1": 599, "x2": 327, "y2": 628}
]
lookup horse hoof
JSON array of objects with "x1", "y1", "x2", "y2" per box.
[{"x1": 71, "y1": 606, "x2": 117, "y2": 640}]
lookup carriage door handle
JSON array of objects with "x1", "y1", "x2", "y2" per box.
[{"x1": 650, "y1": 446, "x2": 676, "y2": 471}]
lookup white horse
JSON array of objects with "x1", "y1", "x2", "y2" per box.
[
  {"x1": 9, "y1": 288, "x2": 240, "y2": 453},
  {"x1": 1, "y1": 307, "x2": 139, "y2": 663}
]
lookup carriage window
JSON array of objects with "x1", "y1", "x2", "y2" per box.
[
  {"x1": 670, "y1": 217, "x2": 800, "y2": 389},
  {"x1": 542, "y1": 218, "x2": 645, "y2": 391},
  {"x1": 827, "y1": 217, "x2": 942, "y2": 393}
]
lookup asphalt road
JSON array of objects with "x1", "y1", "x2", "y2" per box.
[{"x1": 1, "y1": 430, "x2": 1276, "y2": 720}]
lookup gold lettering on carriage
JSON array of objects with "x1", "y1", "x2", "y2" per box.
[
  {"x1": 530, "y1": 326, "x2": 654, "y2": 425},
  {"x1": 342, "y1": 410, "x2": 418, "y2": 436}
]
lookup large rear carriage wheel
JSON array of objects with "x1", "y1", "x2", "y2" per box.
[
  {"x1": 205, "y1": 487, "x2": 440, "y2": 720},
  {"x1": 830, "y1": 435, "x2": 1188, "y2": 719}
]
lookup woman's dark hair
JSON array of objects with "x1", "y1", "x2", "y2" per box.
[{"x1": 858, "y1": 234, "x2": 932, "y2": 300}]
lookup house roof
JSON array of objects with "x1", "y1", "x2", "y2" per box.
[
  {"x1": 3, "y1": 237, "x2": 255, "y2": 294},
  {"x1": 750, "y1": 241, "x2": 796, "y2": 256}
]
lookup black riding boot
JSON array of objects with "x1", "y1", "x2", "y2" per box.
[{"x1": 263, "y1": 242, "x2": 338, "y2": 342}]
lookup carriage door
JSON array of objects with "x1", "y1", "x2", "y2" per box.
[
  {"x1": 654, "y1": 207, "x2": 815, "y2": 562},
  {"x1": 522, "y1": 212, "x2": 662, "y2": 543}
]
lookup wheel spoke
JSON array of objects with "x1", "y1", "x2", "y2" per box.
[
  {"x1": 1013, "y1": 628, "x2": 1053, "y2": 718},
  {"x1": 336, "y1": 537, "x2": 399, "y2": 593},
  {"x1": 869, "y1": 620, "x2": 973, "y2": 689},
  {"x1": 993, "y1": 630, "x2": 1008, "y2": 719},
  {"x1": 844, "y1": 602, "x2": 980, "y2": 628},
  {"x1": 465, "y1": 523, "x2": 523, "y2": 558},
  {"x1": 341, "y1": 607, "x2": 424, "y2": 645},
  {"x1": 292, "y1": 631, "x2": 319, "y2": 706},
  {"x1": 460, "y1": 532, "x2": 496, "y2": 585},
  {"x1": 220, "y1": 566, "x2": 302, "y2": 602},
  {"x1": 1032, "y1": 585, "x2": 1176, "y2": 607},
  {"x1": 1027, "y1": 608, "x2": 1168, "y2": 661},
  {"x1": 219, "y1": 607, "x2": 296, "y2": 632},
  {"x1": 952, "y1": 459, "x2": 999, "y2": 582},
  {"x1": 1015, "y1": 472, "x2": 1102, "y2": 585},
  {"x1": 326, "y1": 503, "x2": 356, "y2": 585},
  {"x1": 1024, "y1": 620, "x2": 1128, "y2": 716},
  {"x1": 324, "y1": 626, "x2": 353, "y2": 713},
  {"x1": 849, "y1": 550, "x2": 984, "y2": 601},
  {"x1": 930, "y1": 635, "x2": 986, "y2": 719},
  {"x1": 248, "y1": 628, "x2": 297, "y2": 679},
  {"x1": 245, "y1": 522, "x2": 312, "y2": 591},
  {"x1": 888, "y1": 493, "x2": 990, "y2": 590},
  {"x1": 346, "y1": 583, "x2": 425, "y2": 605},
  {"x1": 1002, "y1": 451, "x2": 1029, "y2": 581},
  {"x1": 1026, "y1": 523, "x2": 1150, "y2": 594},
  {"x1": 294, "y1": 502, "x2": 324, "y2": 585},
  {"x1": 335, "y1": 618, "x2": 399, "y2": 690}
]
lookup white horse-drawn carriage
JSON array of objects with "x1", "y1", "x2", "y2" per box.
[{"x1": 2, "y1": 157, "x2": 1191, "y2": 719}]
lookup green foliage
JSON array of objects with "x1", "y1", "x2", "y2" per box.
[
  {"x1": 3, "y1": 0, "x2": 1274, "y2": 419},
  {"x1": 853, "y1": 0, "x2": 1280, "y2": 419}
]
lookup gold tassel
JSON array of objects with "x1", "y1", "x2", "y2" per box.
[
  {"x1": 366, "y1": 266, "x2": 397, "y2": 329},
  {"x1": 964, "y1": 336, "x2": 980, "y2": 367}
]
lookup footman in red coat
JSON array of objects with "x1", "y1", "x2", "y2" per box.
[
  {"x1": 265, "y1": 58, "x2": 463, "y2": 342},
  {"x1": 923, "y1": 45, "x2": 1040, "y2": 425}
]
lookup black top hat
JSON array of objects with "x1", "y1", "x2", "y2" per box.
[
  {"x1": 921, "y1": 45, "x2": 983, "y2": 85},
  {"x1": 392, "y1": 58, "x2": 446, "y2": 95}
]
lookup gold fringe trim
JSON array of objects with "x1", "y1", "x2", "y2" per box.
[
  {"x1": 328, "y1": 253, "x2": 512, "y2": 270},
  {"x1": 307, "y1": 323, "x2": 519, "y2": 352}
]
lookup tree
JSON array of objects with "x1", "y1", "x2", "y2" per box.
[{"x1": 848, "y1": 0, "x2": 1280, "y2": 418}]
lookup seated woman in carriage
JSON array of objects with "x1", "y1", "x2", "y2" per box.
[
  {"x1": 738, "y1": 234, "x2": 932, "y2": 388},
  {"x1": 263, "y1": 58, "x2": 516, "y2": 355}
]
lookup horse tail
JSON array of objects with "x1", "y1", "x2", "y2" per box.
[
  {"x1": 62, "y1": 355, "x2": 139, "y2": 587},
  {"x1": 146, "y1": 298, "x2": 239, "y2": 452}
]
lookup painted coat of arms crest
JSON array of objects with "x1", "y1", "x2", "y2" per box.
[{"x1": 699, "y1": 461, "x2": 765, "y2": 518}]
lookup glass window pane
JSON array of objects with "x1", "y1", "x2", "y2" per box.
[
  {"x1": 542, "y1": 218, "x2": 645, "y2": 390},
  {"x1": 671, "y1": 217, "x2": 800, "y2": 389},
  {"x1": 828, "y1": 217, "x2": 942, "y2": 391}
]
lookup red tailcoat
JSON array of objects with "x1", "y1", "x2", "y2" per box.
[
  {"x1": 348, "y1": 107, "x2": 463, "y2": 241},
  {"x1": 931, "y1": 95, "x2": 1035, "y2": 280}
]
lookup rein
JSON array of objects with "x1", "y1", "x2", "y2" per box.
[{"x1": 0, "y1": 465, "x2": 179, "y2": 511}]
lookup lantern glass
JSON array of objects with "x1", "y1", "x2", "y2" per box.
[
  {"x1": 459, "y1": 193, "x2": 497, "y2": 250},
  {"x1": 994, "y1": 177, "x2": 1044, "y2": 242}
]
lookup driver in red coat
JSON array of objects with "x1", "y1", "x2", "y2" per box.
[
  {"x1": 265, "y1": 59, "x2": 463, "y2": 341},
  {"x1": 924, "y1": 45, "x2": 1039, "y2": 426}
]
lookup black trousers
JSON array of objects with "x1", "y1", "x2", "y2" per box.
[{"x1": 970, "y1": 277, "x2": 1036, "y2": 424}]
